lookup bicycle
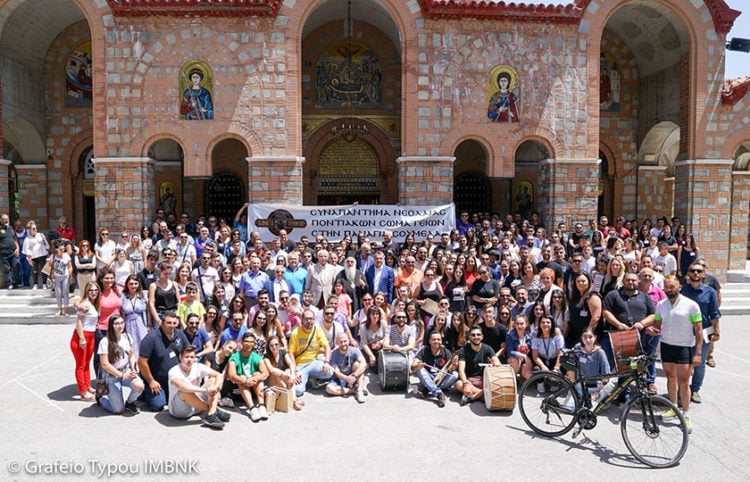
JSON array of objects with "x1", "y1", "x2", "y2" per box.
[{"x1": 518, "y1": 349, "x2": 689, "y2": 468}]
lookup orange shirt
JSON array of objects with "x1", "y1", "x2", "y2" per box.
[{"x1": 395, "y1": 268, "x2": 423, "y2": 298}]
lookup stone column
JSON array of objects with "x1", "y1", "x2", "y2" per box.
[
  {"x1": 539, "y1": 158, "x2": 600, "y2": 228},
  {"x1": 93, "y1": 157, "x2": 156, "y2": 233},
  {"x1": 636, "y1": 166, "x2": 670, "y2": 221},
  {"x1": 396, "y1": 156, "x2": 455, "y2": 206},
  {"x1": 673, "y1": 159, "x2": 733, "y2": 281},
  {"x1": 729, "y1": 171, "x2": 750, "y2": 271},
  {"x1": 246, "y1": 156, "x2": 305, "y2": 205},
  {"x1": 0, "y1": 159, "x2": 11, "y2": 213},
  {"x1": 14, "y1": 164, "x2": 48, "y2": 224}
]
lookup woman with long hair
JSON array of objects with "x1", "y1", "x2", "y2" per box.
[
  {"x1": 566, "y1": 272, "x2": 602, "y2": 348},
  {"x1": 548, "y1": 290, "x2": 569, "y2": 333},
  {"x1": 677, "y1": 233, "x2": 701, "y2": 279},
  {"x1": 521, "y1": 260, "x2": 542, "y2": 303},
  {"x1": 70, "y1": 281, "x2": 101, "y2": 401},
  {"x1": 121, "y1": 274, "x2": 148, "y2": 359},
  {"x1": 74, "y1": 239, "x2": 97, "y2": 296},
  {"x1": 22, "y1": 221, "x2": 50, "y2": 290},
  {"x1": 204, "y1": 305, "x2": 223, "y2": 346},
  {"x1": 503, "y1": 259, "x2": 523, "y2": 296},
  {"x1": 464, "y1": 255, "x2": 479, "y2": 288},
  {"x1": 140, "y1": 225, "x2": 154, "y2": 251},
  {"x1": 424, "y1": 311, "x2": 451, "y2": 351},
  {"x1": 263, "y1": 335, "x2": 303, "y2": 410},
  {"x1": 97, "y1": 314, "x2": 144, "y2": 414},
  {"x1": 173, "y1": 262, "x2": 192, "y2": 303},
  {"x1": 127, "y1": 234, "x2": 146, "y2": 274},
  {"x1": 218, "y1": 266, "x2": 236, "y2": 301},
  {"x1": 415, "y1": 267, "x2": 444, "y2": 322},
  {"x1": 211, "y1": 283, "x2": 230, "y2": 321},
  {"x1": 112, "y1": 249, "x2": 134, "y2": 289},
  {"x1": 50, "y1": 240, "x2": 74, "y2": 316},
  {"x1": 590, "y1": 230, "x2": 605, "y2": 260},
  {"x1": 147, "y1": 262, "x2": 178, "y2": 329},
  {"x1": 600, "y1": 255, "x2": 625, "y2": 297},
  {"x1": 528, "y1": 301, "x2": 546, "y2": 334},
  {"x1": 263, "y1": 304, "x2": 287, "y2": 349},
  {"x1": 226, "y1": 294, "x2": 248, "y2": 329},
  {"x1": 445, "y1": 311, "x2": 468, "y2": 351},
  {"x1": 445, "y1": 265, "x2": 469, "y2": 314},
  {"x1": 506, "y1": 313, "x2": 533, "y2": 382},
  {"x1": 94, "y1": 228, "x2": 116, "y2": 270},
  {"x1": 93, "y1": 267, "x2": 122, "y2": 380},
  {"x1": 531, "y1": 315, "x2": 565, "y2": 374},
  {"x1": 359, "y1": 306, "x2": 388, "y2": 369}
]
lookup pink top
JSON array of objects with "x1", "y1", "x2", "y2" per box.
[{"x1": 97, "y1": 287, "x2": 123, "y2": 331}]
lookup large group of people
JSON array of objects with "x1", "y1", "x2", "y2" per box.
[{"x1": 0, "y1": 209, "x2": 721, "y2": 432}]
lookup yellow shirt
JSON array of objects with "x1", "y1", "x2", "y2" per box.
[{"x1": 289, "y1": 325, "x2": 328, "y2": 365}]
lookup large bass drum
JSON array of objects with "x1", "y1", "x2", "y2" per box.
[
  {"x1": 483, "y1": 365, "x2": 516, "y2": 411},
  {"x1": 609, "y1": 330, "x2": 642, "y2": 373},
  {"x1": 378, "y1": 350, "x2": 409, "y2": 391}
]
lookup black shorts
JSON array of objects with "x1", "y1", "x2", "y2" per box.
[{"x1": 660, "y1": 342, "x2": 692, "y2": 364}]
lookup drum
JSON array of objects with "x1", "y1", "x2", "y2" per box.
[
  {"x1": 483, "y1": 365, "x2": 516, "y2": 411},
  {"x1": 378, "y1": 350, "x2": 409, "y2": 391},
  {"x1": 609, "y1": 330, "x2": 643, "y2": 373}
]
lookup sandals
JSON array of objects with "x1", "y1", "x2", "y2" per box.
[
  {"x1": 707, "y1": 356, "x2": 716, "y2": 368},
  {"x1": 81, "y1": 392, "x2": 95, "y2": 402},
  {"x1": 293, "y1": 400, "x2": 304, "y2": 411}
]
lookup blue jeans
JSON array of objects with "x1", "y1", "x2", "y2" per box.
[
  {"x1": 415, "y1": 368, "x2": 458, "y2": 395},
  {"x1": 100, "y1": 370, "x2": 143, "y2": 414},
  {"x1": 0, "y1": 252, "x2": 19, "y2": 288},
  {"x1": 641, "y1": 333, "x2": 660, "y2": 384},
  {"x1": 295, "y1": 359, "x2": 334, "y2": 397},
  {"x1": 690, "y1": 340, "x2": 710, "y2": 394},
  {"x1": 142, "y1": 380, "x2": 167, "y2": 412},
  {"x1": 600, "y1": 334, "x2": 616, "y2": 373}
]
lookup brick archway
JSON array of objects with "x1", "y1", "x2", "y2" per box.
[{"x1": 303, "y1": 119, "x2": 397, "y2": 205}]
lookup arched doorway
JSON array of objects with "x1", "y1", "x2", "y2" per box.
[
  {"x1": 514, "y1": 140, "x2": 549, "y2": 218},
  {"x1": 453, "y1": 139, "x2": 490, "y2": 213},
  {"x1": 317, "y1": 139, "x2": 380, "y2": 205},
  {"x1": 148, "y1": 138, "x2": 184, "y2": 219},
  {"x1": 77, "y1": 146, "x2": 96, "y2": 242},
  {"x1": 209, "y1": 138, "x2": 248, "y2": 220},
  {"x1": 206, "y1": 172, "x2": 245, "y2": 222},
  {"x1": 301, "y1": 0, "x2": 401, "y2": 205}
]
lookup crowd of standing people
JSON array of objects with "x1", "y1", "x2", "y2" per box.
[{"x1": 0, "y1": 208, "x2": 720, "y2": 431}]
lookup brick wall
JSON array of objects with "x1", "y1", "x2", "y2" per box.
[
  {"x1": 14, "y1": 165, "x2": 48, "y2": 223},
  {"x1": 247, "y1": 157, "x2": 305, "y2": 205},
  {"x1": 540, "y1": 159, "x2": 599, "y2": 229},
  {"x1": 729, "y1": 172, "x2": 750, "y2": 270},
  {"x1": 397, "y1": 156, "x2": 454, "y2": 206},
  {"x1": 0, "y1": 159, "x2": 10, "y2": 211},
  {"x1": 93, "y1": 157, "x2": 155, "y2": 233}
]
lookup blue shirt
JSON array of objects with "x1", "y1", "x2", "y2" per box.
[
  {"x1": 680, "y1": 283, "x2": 720, "y2": 329},
  {"x1": 185, "y1": 328, "x2": 211, "y2": 354},
  {"x1": 221, "y1": 325, "x2": 248, "y2": 346},
  {"x1": 284, "y1": 266, "x2": 308, "y2": 295},
  {"x1": 238, "y1": 270, "x2": 269, "y2": 298}
]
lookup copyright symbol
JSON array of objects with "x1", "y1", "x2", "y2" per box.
[{"x1": 7, "y1": 461, "x2": 21, "y2": 474}]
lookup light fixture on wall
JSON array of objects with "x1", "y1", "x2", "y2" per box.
[
  {"x1": 330, "y1": 0, "x2": 368, "y2": 142},
  {"x1": 726, "y1": 37, "x2": 750, "y2": 53}
]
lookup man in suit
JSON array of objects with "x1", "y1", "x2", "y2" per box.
[
  {"x1": 305, "y1": 249, "x2": 336, "y2": 308},
  {"x1": 365, "y1": 250, "x2": 395, "y2": 303}
]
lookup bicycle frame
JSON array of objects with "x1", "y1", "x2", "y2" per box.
[{"x1": 569, "y1": 360, "x2": 648, "y2": 416}]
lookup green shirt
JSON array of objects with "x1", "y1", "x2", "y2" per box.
[{"x1": 229, "y1": 350, "x2": 263, "y2": 376}]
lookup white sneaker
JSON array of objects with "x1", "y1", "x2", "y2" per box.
[
  {"x1": 355, "y1": 391, "x2": 365, "y2": 404},
  {"x1": 258, "y1": 404, "x2": 269, "y2": 420},
  {"x1": 248, "y1": 405, "x2": 261, "y2": 422},
  {"x1": 219, "y1": 396, "x2": 234, "y2": 408},
  {"x1": 32, "y1": 285, "x2": 38, "y2": 290}
]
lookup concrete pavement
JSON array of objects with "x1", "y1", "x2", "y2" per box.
[{"x1": 0, "y1": 316, "x2": 748, "y2": 481}]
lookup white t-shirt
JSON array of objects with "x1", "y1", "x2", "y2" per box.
[
  {"x1": 97, "y1": 334, "x2": 133, "y2": 371},
  {"x1": 168, "y1": 362, "x2": 210, "y2": 407},
  {"x1": 76, "y1": 301, "x2": 99, "y2": 332}
]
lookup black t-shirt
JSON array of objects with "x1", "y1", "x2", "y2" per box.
[
  {"x1": 459, "y1": 343, "x2": 496, "y2": 378},
  {"x1": 139, "y1": 328, "x2": 190, "y2": 388},
  {"x1": 416, "y1": 345, "x2": 452, "y2": 372},
  {"x1": 602, "y1": 288, "x2": 655, "y2": 329},
  {"x1": 480, "y1": 322, "x2": 507, "y2": 354},
  {"x1": 471, "y1": 278, "x2": 500, "y2": 309},
  {"x1": 203, "y1": 351, "x2": 230, "y2": 373}
]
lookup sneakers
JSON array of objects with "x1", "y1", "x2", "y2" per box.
[
  {"x1": 691, "y1": 391, "x2": 702, "y2": 404},
  {"x1": 460, "y1": 395, "x2": 472, "y2": 406},
  {"x1": 537, "y1": 382, "x2": 546, "y2": 394},
  {"x1": 219, "y1": 396, "x2": 234, "y2": 408},
  {"x1": 684, "y1": 415, "x2": 693, "y2": 434},
  {"x1": 258, "y1": 404, "x2": 269, "y2": 420},
  {"x1": 436, "y1": 391, "x2": 446, "y2": 408},
  {"x1": 215, "y1": 409, "x2": 232, "y2": 422},
  {"x1": 124, "y1": 401, "x2": 140, "y2": 414},
  {"x1": 32, "y1": 285, "x2": 38, "y2": 290},
  {"x1": 661, "y1": 408, "x2": 678, "y2": 420},
  {"x1": 248, "y1": 405, "x2": 261, "y2": 422},
  {"x1": 202, "y1": 413, "x2": 225, "y2": 429},
  {"x1": 354, "y1": 390, "x2": 366, "y2": 404}
]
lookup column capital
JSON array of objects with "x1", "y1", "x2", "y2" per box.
[
  {"x1": 732, "y1": 170, "x2": 750, "y2": 177},
  {"x1": 246, "y1": 156, "x2": 306, "y2": 163},
  {"x1": 92, "y1": 157, "x2": 155, "y2": 165},
  {"x1": 542, "y1": 158, "x2": 601, "y2": 165},
  {"x1": 0, "y1": 159, "x2": 11, "y2": 167},
  {"x1": 637, "y1": 165, "x2": 668, "y2": 172},
  {"x1": 11, "y1": 163, "x2": 46, "y2": 170},
  {"x1": 396, "y1": 156, "x2": 455, "y2": 164},
  {"x1": 673, "y1": 159, "x2": 733, "y2": 168}
]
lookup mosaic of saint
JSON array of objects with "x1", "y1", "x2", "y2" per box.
[
  {"x1": 315, "y1": 40, "x2": 382, "y2": 108},
  {"x1": 487, "y1": 65, "x2": 520, "y2": 123},
  {"x1": 179, "y1": 61, "x2": 214, "y2": 120}
]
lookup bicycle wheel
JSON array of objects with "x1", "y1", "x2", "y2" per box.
[
  {"x1": 518, "y1": 372, "x2": 579, "y2": 437},
  {"x1": 621, "y1": 394, "x2": 689, "y2": 468}
]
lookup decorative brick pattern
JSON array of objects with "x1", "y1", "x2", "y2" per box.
[
  {"x1": 0, "y1": 159, "x2": 11, "y2": 211},
  {"x1": 14, "y1": 165, "x2": 48, "y2": 223},
  {"x1": 93, "y1": 158, "x2": 156, "y2": 233},
  {"x1": 674, "y1": 159, "x2": 733, "y2": 281},
  {"x1": 247, "y1": 157, "x2": 305, "y2": 205},
  {"x1": 729, "y1": 172, "x2": 750, "y2": 270},
  {"x1": 397, "y1": 156, "x2": 454, "y2": 206},
  {"x1": 636, "y1": 166, "x2": 673, "y2": 221},
  {"x1": 539, "y1": 159, "x2": 599, "y2": 229}
]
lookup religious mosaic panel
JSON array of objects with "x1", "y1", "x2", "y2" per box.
[
  {"x1": 599, "y1": 52, "x2": 621, "y2": 112},
  {"x1": 487, "y1": 65, "x2": 520, "y2": 123},
  {"x1": 65, "y1": 42, "x2": 92, "y2": 107},
  {"x1": 179, "y1": 61, "x2": 214, "y2": 120},
  {"x1": 315, "y1": 40, "x2": 382, "y2": 109}
]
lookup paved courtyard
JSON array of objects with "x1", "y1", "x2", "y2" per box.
[{"x1": 1, "y1": 316, "x2": 748, "y2": 481}]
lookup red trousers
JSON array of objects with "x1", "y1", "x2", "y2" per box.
[{"x1": 70, "y1": 330, "x2": 95, "y2": 395}]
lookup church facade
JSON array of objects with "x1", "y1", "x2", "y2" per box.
[{"x1": 1, "y1": 0, "x2": 749, "y2": 279}]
